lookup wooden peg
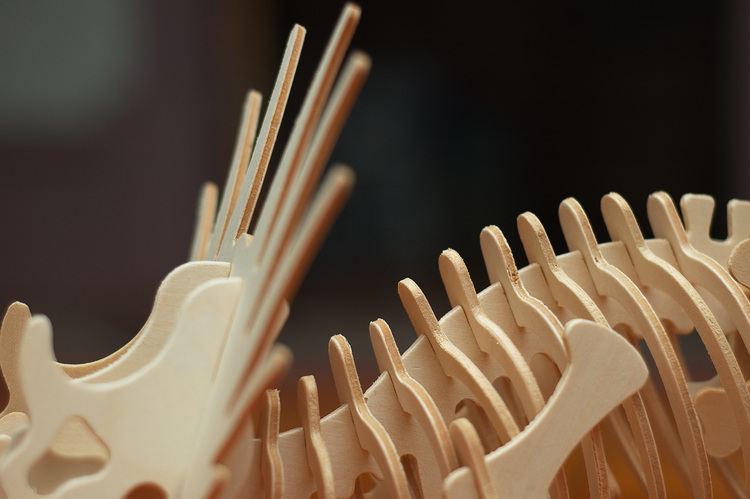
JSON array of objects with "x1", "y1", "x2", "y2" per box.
[
  {"x1": 449, "y1": 418, "x2": 497, "y2": 499},
  {"x1": 560, "y1": 196, "x2": 711, "y2": 499},
  {"x1": 443, "y1": 320, "x2": 649, "y2": 499},
  {"x1": 368, "y1": 319, "x2": 458, "y2": 477},
  {"x1": 328, "y1": 334, "x2": 411, "y2": 498},
  {"x1": 298, "y1": 376, "x2": 335, "y2": 499},
  {"x1": 398, "y1": 278, "x2": 519, "y2": 443}
]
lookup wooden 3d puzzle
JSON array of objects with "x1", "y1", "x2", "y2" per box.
[{"x1": 1, "y1": 4, "x2": 750, "y2": 498}]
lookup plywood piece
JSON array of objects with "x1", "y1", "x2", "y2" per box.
[
  {"x1": 681, "y1": 193, "x2": 750, "y2": 270},
  {"x1": 517, "y1": 211, "x2": 664, "y2": 498},
  {"x1": 559, "y1": 197, "x2": 711, "y2": 499},
  {"x1": 603, "y1": 192, "x2": 750, "y2": 485},
  {"x1": 443, "y1": 319, "x2": 649, "y2": 499},
  {"x1": 0, "y1": 277, "x2": 242, "y2": 498}
]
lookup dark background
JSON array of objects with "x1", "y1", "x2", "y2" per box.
[{"x1": 0, "y1": 1, "x2": 747, "y2": 418}]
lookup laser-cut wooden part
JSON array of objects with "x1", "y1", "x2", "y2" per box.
[
  {"x1": 329, "y1": 335, "x2": 410, "y2": 498},
  {"x1": 0, "y1": 276, "x2": 243, "y2": 498},
  {"x1": 479, "y1": 225, "x2": 611, "y2": 499},
  {"x1": 439, "y1": 249, "x2": 545, "y2": 419},
  {"x1": 211, "y1": 25, "x2": 305, "y2": 260},
  {"x1": 398, "y1": 278, "x2": 519, "y2": 444},
  {"x1": 206, "y1": 90, "x2": 263, "y2": 259},
  {"x1": 189, "y1": 181, "x2": 219, "y2": 262},
  {"x1": 259, "y1": 390, "x2": 283, "y2": 499},
  {"x1": 450, "y1": 418, "x2": 497, "y2": 499},
  {"x1": 217, "y1": 343, "x2": 292, "y2": 499},
  {"x1": 298, "y1": 376, "x2": 335, "y2": 499},
  {"x1": 648, "y1": 191, "x2": 750, "y2": 352},
  {"x1": 729, "y1": 239, "x2": 750, "y2": 288},
  {"x1": 559, "y1": 197, "x2": 712, "y2": 499},
  {"x1": 251, "y1": 4, "x2": 361, "y2": 269},
  {"x1": 602, "y1": 192, "x2": 750, "y2": 488},
  {"x1": 183, "y1": 164, "x2": 356, "y2": 498},
  {"x1": 443, "y1": 319, "x2": 649, "y2": 499},
  {"x1": 435, "y1": 254, "x2": 578, "y2": 499},
  {"x1": 0, "y1": 302, "x2": 31, "y2": 418},
  {"x1": 681, "y1": 193, "x2": 750, "y2": 270},
  {"x1": 516, "y1": 212, "x2": 665, "y2": 499},
  {"x1": 368, "y1": 319, "x2": 458, "y2": 477}
]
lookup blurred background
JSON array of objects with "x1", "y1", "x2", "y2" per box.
[{"x1": 0, "y1": 0, "x2": 747, "y2": 423}]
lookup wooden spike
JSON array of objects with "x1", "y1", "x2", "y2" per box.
[
  {"x1": 214, "y1": 24, "x2": 306, "y2": 259},
  {"x1": 398, "y1": 278, "x2": 519, "y2": 443},
  {"x1": 189, "y1": 181, "x2": 219, "y2": 262},
  {"x1": 206, "y1": 90, "x2": 263, "y2": 258},
  {"x1": 298, "y1": 376, "x2": 335, "y2": 499}
]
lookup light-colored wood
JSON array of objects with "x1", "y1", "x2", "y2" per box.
[
  {"x1": 602, "y1": 192, "x2": 750, "y2": 485},
  {"x1": 329, "y1": 335, "x2": 411, "y2": 498},
  {"x1": 729, "y1": 238, "x2": 750, "y2": 288},
  {"x1": 259, "y1": 389, "x2": 283, "y2": 499},
  {"x1": 681, "y1": 193, "x2": 750, "y2": 270},
  {"x1": 443, "y1": 319, "x2": 649, "y2": 499},
  {"x1": 0, "y1": 277, "x2": 243, "y2": 497},
  {"x1": 398, "y1": 278, "x2": 519, "y2": 443},
  {"x1": 516, "y1": 211, "x2": 665, "y2": 498},
  {"x1": 5, "y1": 1, "x2": 750, "y2": 495},
  {"x1": 438, "y1": 249, "x2": 545, "y2": 420},
  {"x1": 478, "y1": 226, "x2": 610, "y2": 498},
  {"x1": 206, "y1": 90, "x2": 263, "y2": 259},
  {"x1": 189, "y1": 181, "x2": 219, "y2": 262},
  {"x1": 449, "y1": 418, "x2": 497, "y2": 499},
  {"x1": 368, "y1": 319, "x2": 458, "y2": 477},
  {"x1": 298, "y1": 376, "x2": 335, "y2": 499},
  {"x1": 0, "y1": 303, "x2": 32, "y2": 418},
  {"x1": 251, "y1": 4, "x2": 361, "y2": 269},
  {"x1": 213, "y1": 26, "x2": 305, "y2": 260},
  {"x1": 559, "y1": 197, "x2": 712, "y2": 499}
]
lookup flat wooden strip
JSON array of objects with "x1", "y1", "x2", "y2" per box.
[
  {"x1": 206, "y1": 90, "x2": 262, "y2": 259},
  {"x1": 215, "y1": 25, "x2": 305, "y2": 260},
  {"x1": 189, "y1": 181, "x2": 219, "y2": 262},
  {"x1": 251, "y1": 4, "x2": 360, "y2": 267}
]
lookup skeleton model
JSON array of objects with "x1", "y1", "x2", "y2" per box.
[{"x1": 1, "y1": 5, "x2": 750, "y2": 498}]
